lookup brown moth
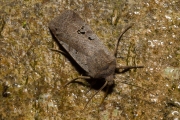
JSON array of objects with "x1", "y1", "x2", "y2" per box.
[{"x1": 49, "y1": 10, "x2": 143, "y2": 108}]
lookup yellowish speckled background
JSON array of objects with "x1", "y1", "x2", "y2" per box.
[{"x1": 0, "y1": 0, "x2": 180, "y2": 119}]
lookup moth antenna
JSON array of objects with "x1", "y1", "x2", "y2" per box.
[
  {"x1": 114, "y1": 25, "x2": 133, "y2": 58},
  {"x1": 83, "y1": 81, "x2": 108, "y2": 110}
]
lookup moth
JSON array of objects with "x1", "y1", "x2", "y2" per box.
[{"x1": 49, "y1": 10, "x2": 143, "y2": 108}]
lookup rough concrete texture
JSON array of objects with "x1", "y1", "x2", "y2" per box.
[{"x1": 0, "y1": 0, "x2": 180, "y2": 119}]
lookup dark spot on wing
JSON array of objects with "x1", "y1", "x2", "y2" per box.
[{"x1": 77, "y1": 26, "x2": 85, "y2": 34}]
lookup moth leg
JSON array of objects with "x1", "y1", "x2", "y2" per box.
[
  {"x1": 114, "y1": 25, "x2": 133, "y2": 58},
  {"x1": 50, "y1": 48, "x2": 68, "y2": 56},
  {"x1": 83, "y1": 81, "x2": 108, "y2": 110},
  {"x1": 99, "y1": 85, "x2": 110, "y2": 107},
  {"x1": 63, "y1": 76, "x2": 91, "y2": 87},
  {"x1": 85, "y1": 80, "x2": 97, "y2": 95}
]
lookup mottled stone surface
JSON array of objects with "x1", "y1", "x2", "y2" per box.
[{"x1": 0, "y1": 0, "x2": 180, "y2": 119}]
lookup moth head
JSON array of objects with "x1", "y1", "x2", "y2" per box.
[{"x1": 106, "y1": 74, "x2": 114, "y2": 86}]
